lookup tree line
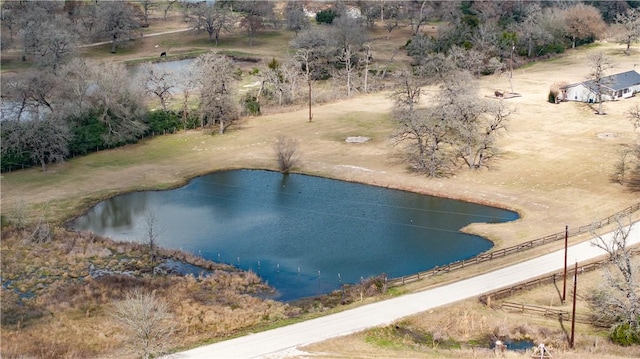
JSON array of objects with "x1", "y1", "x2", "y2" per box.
[{"x1": 1, "y1": 1, "x2": 640, "y2": 174}]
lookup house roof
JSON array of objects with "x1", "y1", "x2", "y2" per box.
[{"x1": 582, "y1": 70, "x2": 640, "y2": 93}]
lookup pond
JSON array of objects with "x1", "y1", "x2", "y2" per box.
[{"x1": 69, "y1": 170, "x2": 518, "y2": 301}]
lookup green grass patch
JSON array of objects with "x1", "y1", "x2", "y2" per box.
[
  {"x1": 385, "y1": 286, "x2": 405, "y2": 297},
  {"x1": 80, "y1": 42, "x2": 140, "y2": 58},
  {"x1": 365, "y1": 327, "x2": 407, "y2": 350},
  {"x1": 0, "y1": 57, "x2": 34, "y2": 72},
  {"x1": 365, "y1": 324, "x2": 462, "y2": 351}
]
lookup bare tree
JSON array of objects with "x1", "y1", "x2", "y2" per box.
[
  {"x1": 136, "y1": 0, "x2": 157, "y2": 27},
  {"x1": 627, "y1": 104, "x2": 640, "y2": 131},
  {"x1": 614, "y1": 8, "x2": 640, "y2": 56},
  {"x1": 360, "y1": 44, "x2": 373, "y2": 94},
  {"x1": 162, "y1": 0, "x2": 178, "y2": 21},
  {"x1": 471, "y1": 23, "x2": 500, "y2": 59},
  {"x1": 331, "y1": 15, "x2": 369, "y2": 52},
  {"x1": 392, "y1": 106, "x2": 449, "y2": 177},
  {"x1": 86, "y1": 61, "x2": 148, "y2": 145},
  {"x1": 563, "y1": 3, "x2": 606, "y2": 48},
  {"x1": 96, "y1": 1, "x2": 140, "y2": 53},
  {"x1": 514, "y1": 3, "x2": 551, "y2": 58},
  {"x1": 235, "y1": 0, "x2": 273, "y2": 46},
  {"x1": 56, "y1": 58, "x2": 96, "y2": 117},
  {"x1": 466, "y1": 99, "x2": 512, "y2": 170},
  {"x1": 624, "y1": 105, "x2": 640, "y2": 191},
  {"x1": 190, "y1": 2, "x2": 231, "y2": 45},
  {"x1": 295, "y1": 48, "x2": 314, "y2": 122},
  {"x1": 2, "y1": 71, "x2": 57, "y2": 122},
  {"x1": 285, "y1": 1, "x2": 309, "y2": 35},
  {"x1": 274, "y1": 135, "x2": 300, "y2": 174},
  {"x1": 277, "y1": 58, "x2": 302, "y2": 105},
  {"x1": 258, "y1": 58, "x2": 300, "y2": 107},
  {"x1": 19, "y1": 13, "x2": 78, "y2": 72},
  {"x1": 72, "y1": 2, "x2": 99, "y2": 41},
  {"x1": 587, "y1": 52, "x2": 616, "y2": 115},
  {"x1": 390, "y1": 68, "x2": 424, "y2": 111},
  {"x1": 138, "y1": 63, "x2": 174, "y2": 111},
  {"x1": 612, "y1": 147, "x2": 637, "y2": 185},
  {"x1": 177, "y1": 65, "x2": 198, "y2": 130},
  {"x1": 1, "y1": 116, "x2": 70, "y2": 172},
  {"x1": 435, "y1": 71, "x2": 495, "y2": 170},
  {"x1": 391, "y1": 68, "x2": 509, "y2": 175},
  {"x1": 144, "y1": 212, "x2": 160, "y2": 273},
  {"x1": 390, "y1": 68, "x2": 450, "y2": 177},
  {"x1": 112, "y1": 289, "x2": 174, "y2": 359},
  {"x1": 0, "y1": 1, "x2": 27, "y2": 47},
  {"x1": 589, "y1": 217, "x2": 639, "y2": 342},
  {"x1": 193, "y1": 53, "x2": 239, "y2": 134},
  {"x1": 289, "y1": 24, "x2": 350, "y2": 115},
  {"x1": 407, "y1": 0, "x2": 433, "y2": 36},
  {"x1": 336, "y1": 45, "x2": 357, "y2": 97},
  {"x1": 380, "y1": 2, "x2": 404, "y2": 38}
]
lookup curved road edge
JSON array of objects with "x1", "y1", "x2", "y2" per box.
[{"x1": 168, "y1": 224, "x2": 639, "y2": 359}]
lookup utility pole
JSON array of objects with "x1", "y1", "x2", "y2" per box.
[
  {"x1": 570, "y1": 261, "x2": 578, "y2": 349},
  {"x1": 563, "y1": 225, "x2": 568, "y2": 303},
  {"x1": 308, "y1": 79, "x2": 312, "y2": 122}
]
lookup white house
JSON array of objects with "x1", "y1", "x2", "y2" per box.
[{"x1": 561, "y1": 70, "x2": 640, "y2": 103}]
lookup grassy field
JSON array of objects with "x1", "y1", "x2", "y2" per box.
[{"x1": 2, "y1": 8, "x2": 640, "y2": 358}]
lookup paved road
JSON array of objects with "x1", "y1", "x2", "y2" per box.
[
  {"x1": 3, "y1": 28, "x2": 193, "y2": 53},
  {"x1": 170, "y1": 225, "x2": 639, "y2": 359},
  {"x1": 79, "y1": 28, "x2": 192, "y2": 48}
]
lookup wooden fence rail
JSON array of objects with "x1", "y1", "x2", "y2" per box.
[
  {"x1": 386, "y1": 202, "x2": 640, "y2": 288},
  {"x1": 500, "y1": 302, "x2": 599, "y2": 326},
  {"x1": 478, "y1": 248, "x2": 640, "y2": 304}
]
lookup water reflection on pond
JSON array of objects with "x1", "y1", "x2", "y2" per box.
[{"x1": 70, "y1": 170, "x2": 518, "y2": 301}]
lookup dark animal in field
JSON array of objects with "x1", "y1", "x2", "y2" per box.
[{"x1": 160, "y1": 52, "x2": 166, "y2": 57}]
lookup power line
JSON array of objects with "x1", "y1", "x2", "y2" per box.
[
  {"x1": 193, "y1": 178, "x2": 516, "y2": 222},
  {"x1": 180, "y1": 189, "x2": 487, "y2": 235}
]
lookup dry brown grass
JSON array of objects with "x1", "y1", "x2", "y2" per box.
[
  {"x1": 0, "y1": 228, "x2": 298, "y2": 358},
  {"x1": 299, "y1": 257, "x2": 640, "y2": 358}
]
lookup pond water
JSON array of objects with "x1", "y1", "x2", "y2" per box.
[
  {"x1": 135, "y1": 58, "x2": 195, "y2": 74},
  {"x1": 69, "y1": 170, "x2": 518, "y2": 301}
]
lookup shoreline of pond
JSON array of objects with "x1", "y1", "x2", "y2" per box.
[{"x1": 67, "y1": 169, "x2": 519, "y2": 301}]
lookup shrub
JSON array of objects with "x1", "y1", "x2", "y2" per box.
[
  {"x1": 274, "y1": 135, "x2": 299, "y2": 173},
  {"x1": 144, "y1": 110, "x2": 182, "y2": 135},
  {"x1": 0, "y1": 150, "x2": 32, "y2": 172},
  {"x1": 268, "y1": 57, "x2": 280, "y2": 70},
  {"x1": 68, "y1": 110, "x2": 109, "y2": 156},
  {"x1": 316, "y1": 9, "x2": 337, "y2": 24},
  {"x1": 611, "y1": 322, "x2": 640, "y2": 346},
  {"x1": 242, "y1": 93, "x2": 261, "y2": 116}
]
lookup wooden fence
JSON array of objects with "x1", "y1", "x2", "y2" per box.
[
  {"x1": 478, "y1": 247, "x2": 640, "y2": 304},
  {"x1": 478, "y1": 260, "x2": 607, "y2": 303},
  {"x1": 499, "y1": 302, "x2": 598, "y2": 326},
  {"x1": 386, "y1": 202, "x2": 640, "y2": 288}
]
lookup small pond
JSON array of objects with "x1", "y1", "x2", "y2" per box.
[{"x1": 69, "y1": 170, "x2": 518, "y2": 301}]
